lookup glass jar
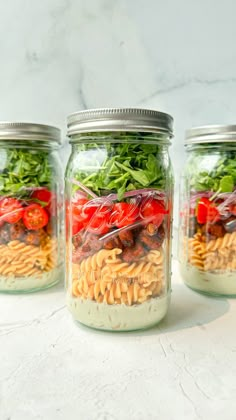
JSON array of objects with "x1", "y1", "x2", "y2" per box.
[
  {"x1": 179, "y1": 125, "x2": 236, "y2": 296},
  {"x1": 0, "y1": 123, "x2": 64, "y2": 293},
  {"x1": 65, "y1": 108, "x2": 174, "y2": 331}
]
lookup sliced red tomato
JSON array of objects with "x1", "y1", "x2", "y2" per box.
[
  {"x1": 140, "y1": 198, "x2": 168, "y2": 227},
  {"x1": 0, "y1": 198, "x2": 24, "y2": 223},
  {"x1": 197, "y1": 197, "x2": 220, "y2": 224},
  {"x1": 23, "y1": 204, "x2": 49, "y2": 230},
  {"x1": 111, "y1": 202, "x2": 139, "y2": 228}
]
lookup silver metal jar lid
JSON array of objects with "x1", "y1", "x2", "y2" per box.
[
  {"x1": 67, "y1": 108, "x2": 173, "y2": 137},
  {"x1": 0, "y1": 122, "x2": 61, "y2": 143},
  {"x1": 185, "y1": 124, "x2": 236, "y2": 144}
]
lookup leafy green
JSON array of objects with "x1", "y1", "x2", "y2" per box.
[
  {"x1": 70, "y1": 141, "x2": 169, "y2": 199},
  {"x1": 219, "y1": 175, "x2": 234, "y2": 193},
  {"x1": 187, "y1": 148, "x2": 236, "y2": 192},
  {"x1": 0, "y1": 149, "x2": 53, "y2": 196}
]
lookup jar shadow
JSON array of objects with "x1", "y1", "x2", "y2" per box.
[{"x1": 133, "y1": 283, "x2": 230, "y2": 336}]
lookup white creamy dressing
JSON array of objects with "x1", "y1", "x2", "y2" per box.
[
  {"x1": 0, "y1": 265, "x2": 63, "y2": 293},
  {"x1": 67, "y1": 293, "x2": 170, "y2": 331},
  {"x1": 180, "y1": 263, "x2": 236, "y2": 296}
]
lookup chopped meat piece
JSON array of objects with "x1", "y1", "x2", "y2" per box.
[
  {"x1": 103, "y1": 236, "x2": 123, "y2": 250},
  {"x1": 0, "y1": 224, "x2": 10, "y2": 244},
  {"x1": 45, "y1": 220, "x2": 53, "y2": 236},
  {"x1": 81, "y1": 243, "x2": 91, "y2": 253},
  {"x1": 25, "y1": 231, "x2": 41, "y2": 246},
  {"x1": 39, "y1": 228, "x2": 48, "y2": 240},
  {"x1": 201, "y1": 234, "x2": 216, "y2": 242},
  {"x1": 72, "y1": 232, "x2": 103, "y2": 253},
  {"x1": 138, "y1": 224, "x2": 165, "y2": 250},
  {"x1": 9, "y1": 221, "x2": 25, "y2": 241},
  {"x1": 201, "y1": 223, "x2": 225, "y2": 238},
  {"x1": 72, "y1": 233, "x2": 83, "y2": 248},
  {"x1": 118, "y1": 230, "x2": 134, "y2": 248},
  {"x1": 157, "y1": 225, "x2": 165, "y2": 241},
  {"x1": 146, "y1": 223, "x2": 158, "y2": 236},
  {"x1": 122, "y1": 242, "x2": 147, "y2": 263},
  {"x1": 83, "y1": 234, "x2": 103, "y2": 252},
  {"x1": 72, "y1": 248, "x2": 92, "y2": 264}
]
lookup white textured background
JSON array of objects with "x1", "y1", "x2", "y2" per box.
[{"x1": 1, "y1": 2, "x2": 236, "y2": 419}]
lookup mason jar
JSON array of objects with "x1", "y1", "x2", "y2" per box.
[
  {"x1": 179, "y1": 125, "x2": 236, "y2": 296},
  {"x1": 65, "y1": 108, "x2": 174, "y2": 331},
  {"x1": 0, "y1": 123, "x2": 64, "y2": 293}
]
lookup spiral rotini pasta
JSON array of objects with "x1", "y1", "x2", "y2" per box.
[
  {"x1": 183, "y1": 231, "x2": 236, "y2": 272},
  {"x1": 71, "y1": 247, "x2": 165, "y2": 305},
  {"x1": 0, "y1": 238, "x2": 57, "y2": 277}
]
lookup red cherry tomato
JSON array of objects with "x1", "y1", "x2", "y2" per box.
[
  {"x1": 112, "y1": 202, "x2": 139, "y2": 228},
  {"x1": 32, "y1": 188, "x2": 51, "y2": 204},
  {"x1": 23, "y1": 204, "x2": 49, "y2": 230},
  {"x1": 32, "y1": 189, "x2": 57, "y2": 216},
  {"x1": 140, "y1": 198, "x2": 167, "y2": 227},
  {"x1": 0, "y1": 198, "x2": 24, "y2": 223},
  {"x1": 197, "y1": 197, "x2": 220, "y2": 224}
]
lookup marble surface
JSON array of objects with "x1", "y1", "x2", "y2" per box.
[
  {"x1": 1, "y1": 260, "x2": 236, "y2": 420},
  {"x1": 1, "y1": 0, "x2": 236, "y2": 227},
  {"x1": 0, "y1": 3, "x2": 236, "y2": 417}
]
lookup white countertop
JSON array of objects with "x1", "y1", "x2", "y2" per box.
[{"x1": 1, "y1": 259, "x2": 236, "y2": 420}]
